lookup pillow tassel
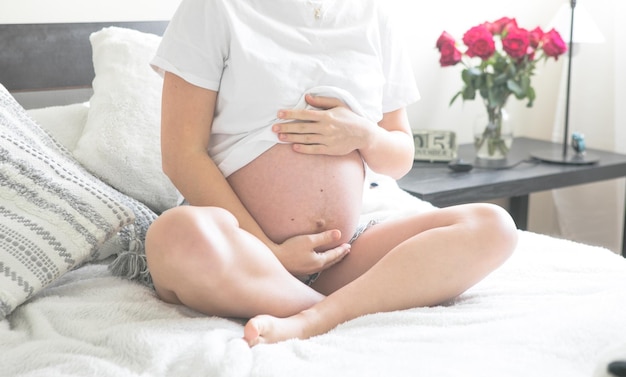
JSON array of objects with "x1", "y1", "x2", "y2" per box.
[{"x1": 108, "y1": 233, "x2": 154, "y2": 287}]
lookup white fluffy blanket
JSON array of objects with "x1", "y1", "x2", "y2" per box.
[{"x1": 2, "y1": 177, "x2": 626, "y2": 377}]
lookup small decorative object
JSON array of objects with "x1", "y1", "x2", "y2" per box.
[
  {"x1": 436, "y1": 17, "x2": 567, "y2": 161},
  {"x1": 571, "y1": 132, "x2": 585, "y2": 155},
  {"x1": 412, "y1": 129, "x2": 457, "y2": 162}
]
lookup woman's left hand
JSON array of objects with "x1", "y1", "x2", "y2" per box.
[{"x1": 272, "y1": 95, "x2": 374, "y2": 156}]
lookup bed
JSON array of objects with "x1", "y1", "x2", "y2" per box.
[{"x1": 1, "y1": 21, "x2": 626, "y2": 377}]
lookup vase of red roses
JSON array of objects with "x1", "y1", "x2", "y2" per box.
[{"x1": 436, "y1": 17, "x2": 567, "y2": 160}]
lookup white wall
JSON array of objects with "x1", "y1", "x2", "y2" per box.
[{"x1": 0, "y1": 0, "x2": 181, "y2": 23}]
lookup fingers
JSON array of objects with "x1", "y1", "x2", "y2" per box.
[
  {"x1": 316, "y1": 243, "x2": 351, "y2": 270},
  {"x1": 310, "y1": 228, "x2": 341, "y2": 247},
  {"x1": 277, "y1": 229, "x2": 351, "y2": 275},
  {"x1": 309, "y1": 229, "x2": 351, "y2": 269},
  {"x1": 304, "y1": 94, "x2": 346, "y2": 110},
  {"x1": 277, "y1": 108, "x2": 321, "y2": 123},
  {"x1": 273, "y1": 117, "x2": 323, "y2": 139},
  {"x1": 273, "y1": 120, "x2": 329, "y2": 149},
  {"x1": 277, "y1": 131, "x2": 324, "y2": 146},
  {"x1": 276, "y1": 95, "x2": 345, "y2": 123},
  {"x1": 291, "y1": 143, "x2": 327, "y2": 154}
]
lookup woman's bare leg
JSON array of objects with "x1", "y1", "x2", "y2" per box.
[
  {"x1": 243, "y1": 203, "x2": 518, "y2": 345},
  {"x1": 145, "y1": 206, "x2": 324, "y2": 318}
]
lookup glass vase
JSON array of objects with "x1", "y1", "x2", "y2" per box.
[{"x1": 473, "y1": 105, "x2": 513, "y2": 161}]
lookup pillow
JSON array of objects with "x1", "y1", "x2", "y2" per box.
[
  {"x1": 26, "y1": 101, "x2": 158, "y2": 288},
  {"x1": 26, "y1": 102, "x2": 89, "y2": 152},
  {"x1": 0, "y1": 84, "x2": 158, "y2": 319},
  {"x1": 72, "y1": 27, "x2": 179, "y2": 214}
]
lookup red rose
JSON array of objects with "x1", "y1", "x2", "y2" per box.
[
  {"x1": 541, "y1": 28, "x2": 567, "y2": 59},
  {"x1": 436, "y1": 31, "x2": 462, "y2": 66},
  {"x1": 437, "y1": 17, "x2": 565, "y2": 109},
  {"x1": 463, "y1": 25, "x2": 495, "y2": 60},
  {"x1": 486, "y1": 17, "x2": 517, "y2": 35},
  {"x1": 529, "y1": 27, "x2": 544, "y2": 49},
  {"x1": 439, "y1": 42, "x2": 462, "y2": 66},
  {"x1": 462, "y1": 25, "x2": 485, "y2": 46},
  {"x1": 482, "y1": 21, "x2": 497, "y2": 35},
  {"x1": 436, "y1": 31, "x2": 456, "y2": 51},
  {"x1": 502, "y1": 26, "x2": 530, "y2": 59}
]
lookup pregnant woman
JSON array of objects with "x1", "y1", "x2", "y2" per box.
[{"x1": 146, "y1": 0, "x2": 518, "y2": 346}]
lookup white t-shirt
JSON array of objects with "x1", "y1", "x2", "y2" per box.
[{"x1": 151, "y1": 0, "x2": 420, "y2": 177}]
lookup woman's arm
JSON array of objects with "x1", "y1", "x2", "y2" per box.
[
  {"x1": 358, "y1": 107, "x2": 415, "y2": 179},
  {"x1": 160, "y1": 72, "x2": 272, "y2": 243}
]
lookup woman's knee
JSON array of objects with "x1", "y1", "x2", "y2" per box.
[
  {"x1": 145, "y1": 206, "x2": 239, "y2": 272},
  {"x1": 465, "y1": 203, "x2": 518, "y2": 260}
]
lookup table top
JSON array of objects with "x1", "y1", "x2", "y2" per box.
[{"x1": 397, "y1": 137, "x2": 626, "y2": 207}]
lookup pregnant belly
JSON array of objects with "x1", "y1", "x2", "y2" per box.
[{"x1": 227, "y1": 144, "x2": 365, "y2": 249}]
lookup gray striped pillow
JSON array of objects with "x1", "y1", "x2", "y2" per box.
[{"x1": 0, "y1": 84, "x2": 139, "y2": 318}]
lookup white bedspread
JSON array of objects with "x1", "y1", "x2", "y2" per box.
[{"x1": 2, "y1": 178, "x2": 626, "y2": 377}]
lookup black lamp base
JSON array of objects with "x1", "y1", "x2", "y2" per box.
[{"x1": 531, "y1": 147, "x2": 599, "y2": 165}]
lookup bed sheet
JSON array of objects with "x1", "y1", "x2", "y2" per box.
[{"x1": 2, "y1": 176, "x2": 626, "y2": 377}]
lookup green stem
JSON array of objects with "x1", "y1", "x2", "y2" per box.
[{"x1": 476, "y1": 104, "x2": 510, "y2": 157}]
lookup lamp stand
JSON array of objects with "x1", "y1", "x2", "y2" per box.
[{"x1": 531, "y1": 0, "x2": 598, "y2": 165}]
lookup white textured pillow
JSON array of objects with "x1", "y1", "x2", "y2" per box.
[
  {"x1": 73, "y1": 27, "x2": 179, "y2": 213},
  {"x1": 26, "y1": 102, "x2": 89, "y2": 151},
  {"x1": 0, "y1": 84, "x2": 138, "y2": 318}
]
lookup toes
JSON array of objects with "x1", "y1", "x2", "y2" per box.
[{"x1": 243, "y1": 317, "x2": 264, "y2": 347}]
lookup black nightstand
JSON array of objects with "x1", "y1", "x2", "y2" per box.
[{"x1": 397, "y1": 137, "x2": 626, "y2": 256}]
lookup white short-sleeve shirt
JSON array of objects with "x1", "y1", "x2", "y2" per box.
[{"x1": 151, "y1": 0, "x2": 420, "y2": 177}]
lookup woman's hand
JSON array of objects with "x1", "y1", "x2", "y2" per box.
[
  {"x1": 271, "y1": 229, "x2": 351, "y2": 276},
  {"x1": 272, "y1": 95, "x2": 374, "y2": 156},
  {"x1": 273, "y1": 94, "x2": 415, "y2": 178}
]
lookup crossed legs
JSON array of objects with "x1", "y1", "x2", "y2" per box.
[
  {"x1": 145, "y1": 206, "x2": 325, "y2": 318},
  {"x1": 145, "y1": 203, "x2": 518, "y2": 346}
]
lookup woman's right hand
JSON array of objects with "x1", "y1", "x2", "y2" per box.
[{"x1": 272, "y1": 229, "x2": 351, "y2": 276}]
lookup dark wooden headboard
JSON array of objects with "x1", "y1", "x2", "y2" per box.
[{"x1": 0, "y1": 21, "x2": 169, "y2": 107}]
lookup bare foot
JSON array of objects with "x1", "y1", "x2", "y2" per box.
[{"x1": 243, "y1": 310, "x2": 322, "y2": 347}]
